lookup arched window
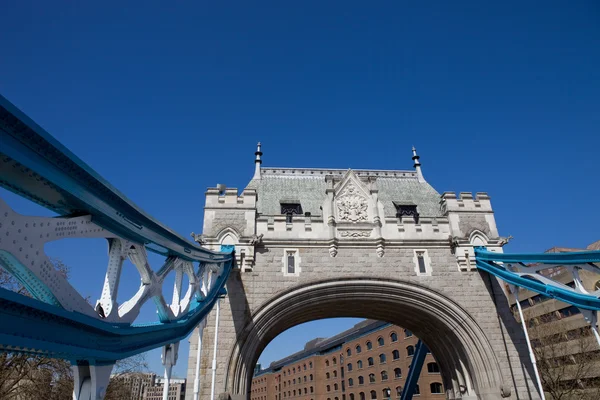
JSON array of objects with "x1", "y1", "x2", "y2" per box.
[
  {"x1": 334, "y1": 383, "x2": 339, "y2": 391},
  {"x1": 288, "y1": 369, "x2": 291, "y2": 375},
  {"x1": 347, "y1": 348, "x2": 352, "y2": 357},
  {"x1": 283, "y1": 393, "x2": 286, "y2": 398},
  {"x1": 394, "y1": 368, "x2": 401, "y2": 379},
  {"x1": 304, "y1": 376, "x2": 307, "y2": 382},
  {"x1": 357, "y1": 360, "x2": 363, "y2": 369},
  {"x1": 334, "y1": 370, "x2": 338, "y2": 378},
  {"x1": 379, "y1": 354, "x2": 386, "y2": 364},
  {"x1": 356, "y1": 345, "x2": 362, "y2": 354},
  {"x1": 414, "y1": 385, "x2": 420, "y2": 395},
  {"x1": 288, "y1": 392, "x2": 290, "y2": 397},
  {"x1": 310, "y1": 374, "x2": 313, "y2": 381},
  {"x1": 392, "y1": 350, "x2": 400, "y2": 360},
  {"x1": 284, "y1": 371, "x2": 287, "y2": 376},
  {"x1": 350, "y1": 394, "x2": 355, "y2": 400},
  {"x1": 335, "y1": 397, "x2": 339, "y2": 400},
  {"x1": 293, "y1": 390, "x2": 296, "y2": 396},
  {"x1": 327, "y1": 385, "x2": 331, "y2": 392},
  {"x1": 347, "y1": 363, "x2": 353, "y2": 371},
  {"x1": 395, "y1": 386, "x2": 402, "y2": 397},
  {"x1": 310, "y1": 387, "x2": 314, "y2": 393},
  {"x1": 333, "y1": 357, "x2": 337, "y2": 365},
  {"x1": 427, "y1": 362, "x2": 440, "y2": 374},
  {"x1": 348, "y1": 378, "x2": 354, "y2": 387},
  {"x1": 429, "y1": 382, "x2": 443, "y2": 394},
  {"x1": 381, "y1": 371, "x2": 388, "y2": 381},
  {"x1": 304, "y1": 364, "x2": 307, "y2": 370},
  {"x1": 288, "y1": 380, "x2": 290, "y2": 386},
  {"x1": 358, "y1": 376, "x2": 364, "y2": 385},
  {"x1": 359, "y1": 392, "x2": 365, "y2": 400},
  {"x1": 326, "y1": 373, "x2": 330, "y2": 379},
  {"x1": 390, "y1": 332, "x2": 398, "y2": 342},
  {"x1": 367, "y1": 357, "x2": 374, "y2": 366},
  {"x1": 377, "y1": 337, "x2": 385, "y2": 346},
  {"x1": 369, "y1": 373, "x2": 376, "y2": 383},
  {"x1": 293, "y1": 379, "x2": 296, "y2": 384},
  {"x1": 370, "y1": 390, "x2": 377, "y2": 400},
  {"x1": 326, "y1": 360, "x2": 330, "y2": 367},
  {"x1": 366, "y1": 341, "x2": 372, "y2": 350},
  {"x1": 406, "y1": 346, "x2": 415, "y2": 357},
  {"x1": 283, "y1": 382, "x2": 287, "y2": 388},
  {"x1": 293, "y1": 367, "x2": 296, "y2": 373},
  {"x1": 404, "y1": 329, "x2": 412, "y2": 338},
  {"x1": 304, "y1": 388, "x2": 308, "y2": 394},
  {"x1": 382, "y1": 388, "x2": 391, "y2": 399},
  {"x1": 309, "y1": 362, "x2": 313, "y2": 369}
]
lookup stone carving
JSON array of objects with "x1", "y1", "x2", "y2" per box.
[
  {"x1": 336, "y1": 183, "x2": 368, "y2": 223},
  {"x1": 329, "y1": 246, "x2": 338, "y2": 258},
  {"x1": 376, "y1": 246, "x2": 385, "y2": 258},
  {"x1": 249, "y1": 234, "x2": 264, "y2": 245},
  {"x1": 339, "y1": 231, "x2": 371, "y2": 238},
  {"x1": 190, "y1": 232, "x2": 206, "y2": 244}
]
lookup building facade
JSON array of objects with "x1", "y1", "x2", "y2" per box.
[
  {"x1": 115, "y1": 373, "x2": 186, "y2": 400},
  {"x1": 185, "y1": 144, "x2": 540, "y2": 400},
  {"x1": 250, "y1": 320, "x2": 443, "y2": 400}
]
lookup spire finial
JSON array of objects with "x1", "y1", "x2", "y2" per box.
[
  {"x1": 253, "y1": 142, "x2": 263, "y2": 179},
  {"x1": 411, "y1": 146, "x2": 425, "y2": 182}
]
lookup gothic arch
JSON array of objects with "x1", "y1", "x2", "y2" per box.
[
  {"x1": 469, "y1": 229, "x2": 489, "y2": 247},
  {"x1": 224, "y1": 278, "x2": 510, "y2": 400},
  {"x1": 216, "y1": 227, "x2": 241, "y2": 245}
]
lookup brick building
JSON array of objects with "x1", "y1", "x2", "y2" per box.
[{"x1": 251, "y1": 320, "x2": 443, "y2": 400}]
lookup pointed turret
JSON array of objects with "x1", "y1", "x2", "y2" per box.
[
  {"x1": 253, "y1": 142, "x2": 263, "y2": 180},
  {"x1": 412, "y1": 146, "x2": 425, "y2": 183}
]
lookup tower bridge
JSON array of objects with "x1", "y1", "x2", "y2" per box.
[{"x1": 0, "y1": 94, "x2": 599, "y2": 400}]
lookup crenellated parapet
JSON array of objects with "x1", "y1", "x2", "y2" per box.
[
  {"x1": 202, "y1": 187, "x2": 259, "y2": 271},
  {"x1": 441, "y1": 192, "x2": 508, "y2": 271}
]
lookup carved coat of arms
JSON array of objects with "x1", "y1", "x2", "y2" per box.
[{"x1": 336, "y1": 183, "x2": 368, "y2": 223}]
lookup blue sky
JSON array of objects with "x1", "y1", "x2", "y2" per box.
[{"x1": 1, "y1": 1, "x2": 599, "y2": 377}]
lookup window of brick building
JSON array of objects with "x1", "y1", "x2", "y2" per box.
[
  {"x1": 390, "y1": 332, "x2": 398, "y2": 342},
  {"x1": 334, "y1": 383, "x2": 339, "y2": 391},
  {"x1": 347, "y1": 363, "x2": 353, "y2": 371},
  {"x1": 381, "y1": 371, "x2": 388, "y2": 381},
  {"x1": 348, "y1": 378, "x2": 354, "y2": 387},
  {"x1": 392, "y1": 350, "x2": 400, "y2": 360},
  {"x1": 370, "y1": 390, "x2": 377, "y2": 399},
  {"x1": 394, "y1": 368, "x2": 401, "y2": 379},
  {"x1": 357, "y1": 360, "x2": 363, "y2": 369},
  {"x1": 333, "y1": 371, "x2": 338, "y2": 378},
  {"x1": 377, "y1": 337, "x2": 384, "y2": 346},
  {"x1": 379, "y1": 354, "x2": 386, "y2": 364},
  {"x1": 404, "y1": 329, "x2": 412, "y2": 338},
  {"x1": 366, "y1": 341, "x2": 372, "y2": 350},
  {"x1": 369, "y1": 374, "x2": 376, "y2": 383},
  {"x1": 358, "y1": 376, "x2": 364, "y2": 385},
  {"x1": 427, "y1": 362, "x2": 440, "y2": 374},
  {"x1": 333, "y1": 357, "x2": 337, "y2": 365},
  {"x1": 356, "y1": 345, "x2": 362, "y2": 354},
  {"x1": 327, "y1": 385, "x2": 331, "y2": 392},
  {"x1": 430, "y1": 383, "x2": 442, "y2": 394},
  {"x1": 406, "y1": 346, "x2": 414, "y2": 357},
  {"x1": 367, "y1": 357, "x2": 374, "y2": 367},
  {"x1": 347, "y1": 348, "x2": 352, "y2": 357}
]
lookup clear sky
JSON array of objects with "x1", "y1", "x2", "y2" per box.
[{"x1": 1, "y1": 1, "x2": 599, "y2": 377}]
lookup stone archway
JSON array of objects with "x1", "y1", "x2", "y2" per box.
[{"x1": 225, "y1": 278, "x2": 512, "y2": 400}]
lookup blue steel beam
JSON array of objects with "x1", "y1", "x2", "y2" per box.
[
  {"x1": 0, "y1": 94, "x2": 235, "y2": 363},
  {"x1": 475, "y1": 248, "x2": 600, "y2": 311},
  {"x1": 0, "y1": 254, "x2": 233, "y2": 364},
  {"x1": 400, "y1": 340, "x2": 428, "y2": 400},
  {"x1": 0, "y1": 94, "x2": 226, "y2": 263}
]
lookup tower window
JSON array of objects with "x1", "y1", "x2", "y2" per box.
[
  {"x1": 281, "y1": 203, "x2": 303, "y2": 223},
  {"x1": 282, "y1": 249, "x2": 301, "y2": 276}
]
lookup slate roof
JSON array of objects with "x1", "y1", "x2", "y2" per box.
[{"x1": 246, "y1": 168, "x2": 443, "y2": 218}]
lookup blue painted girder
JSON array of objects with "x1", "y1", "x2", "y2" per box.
[
  {"x1": 400, "y1": 340, "x2": 428, "y2": 400},
  {"x1": 0, "y1": 255, "x2": 233, "y2": 364},
  {"x1": 475, "y1": 248, "x2": 600, "y2": 311}
]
